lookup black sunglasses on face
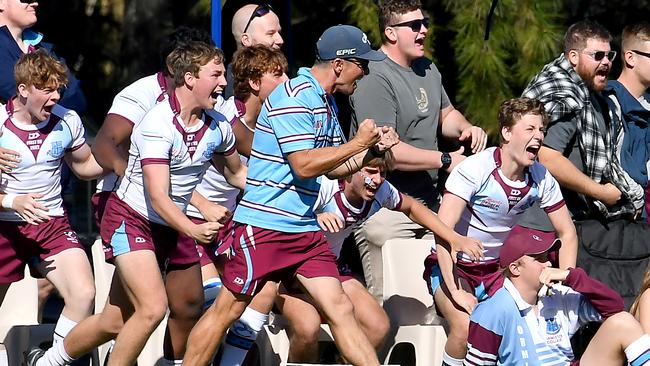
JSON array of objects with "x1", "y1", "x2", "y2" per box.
[
  {"x1": 580, "y1": 50, "x2": 617, "y2": 62},
  {"x1": 243, "y1": 4, "x2": 273, "y2": 34},
  {"x1": 347, "y1": 58, "x2": 369, "y2": 75},
  {"x1": 389, "y1": 17, "x2": 429, "y2": 32},
  {"x1": 632, "y1": 49, "x2": 650, "y2": 59}
]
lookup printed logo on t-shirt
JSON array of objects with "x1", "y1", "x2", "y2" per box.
[
  {"x1": 545, "y1": 317, "x2": 564, "y2": 345},
  {"x1": 416, "y1": 88, "x2": 429, "y2": 112},
  {"x1": 47, "y1": 141, "x2": 64, "y2": 159}
]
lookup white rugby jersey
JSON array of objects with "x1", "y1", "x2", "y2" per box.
[
  {"x1": 186, "y1": 96, "x2": 244, "y2": 218},
  {"x1": 116, "y1": 93, "x2": 236, "y2": 225},
  {"x1": 0, "y1": 100, "x2": 86, "y2": 221},
  {"x1": 314, "y1": 176, "x2": 402, "y2": 257},
  {"x1": 96, "y1": 72, "x2": 169, "y2": 192},
  {"x1": 444, "y1": 147, "x2": 564, "y2": 263}
]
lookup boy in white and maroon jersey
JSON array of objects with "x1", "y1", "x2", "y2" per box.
[
  {"x1": 90, "y1": 27, "x2": 232, "y2": 364},
  {"x1": 0, "y1": 50, "x2": 104, "y2": 358},
  {"x1": 27, "y1": 42, "x2": 247, "y2": 366},
  {"x1": 183, "y1": 44, "x2": 289, "y2": 366}
]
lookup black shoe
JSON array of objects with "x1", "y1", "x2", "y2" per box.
[{"x1": 23, "y1": 346, "x2": 45, "y2": 366}]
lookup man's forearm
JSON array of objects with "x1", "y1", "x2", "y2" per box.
[
  {"x1": 539, "y1": 147, "x2": 603, "y2": 198},
  {"x1": 288, "y1": 141, "x2": 367, "y2": 180},
  {"x1": 390, "y1": 142, "x2": 444, "y2": 171}
]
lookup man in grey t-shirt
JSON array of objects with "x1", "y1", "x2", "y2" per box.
[{"x1": 349, "y1": 0, "x2": 487, "y2": 307}]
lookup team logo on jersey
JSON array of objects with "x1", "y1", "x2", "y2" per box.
[
  {"x1": 170, "y1": 147, "x2": 184, "y2": 163},
  {"x1": 314, "y1": 120, "x2": 323, "y2": 129},
  {"x1": 203, "y1": 142, "x2": 217, "y2": 160},
  {"x1": 416, "y1": 88, "x2": 429, "y2": 112},
  {"x1": 48, "y1": 141, "x2": 64, "y2": 159},
  {"x1": 545, "y1": 317, "x2": 561, "y2": 335},
  {"x1": 64, "y1": 230, "x2": 79, "y2": 244}
]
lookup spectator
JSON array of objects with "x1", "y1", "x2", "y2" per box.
[
  {"x1": 349, "y1": 0, "x2": 487, "y2": 303},
  {"x1": 602, "y1": 22, "x2": 650, "y2": 219},
  {"x1": 518, "y1": 20, "x2": 648, "y2": 307},
  {"x1": 223, "y1": 3, "x2": 283, "y2": 97},
  {"x1": 0, "y1": 0, "x2": 86, "y2": 112},
  {"x1": 182, "y1": 25, "x2": 395, "y2": 366},
  {"x1": 465, "y1": 225, "x2": 650, "y2": 366}
]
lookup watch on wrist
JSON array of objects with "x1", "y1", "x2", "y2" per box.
[{"x1": 440, "y1": 152, "x2": 452, "y2": 170}]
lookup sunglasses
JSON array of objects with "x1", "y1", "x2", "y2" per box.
[
  {"x1": 632, "y1": 49, "x2": 650, "y2": 59},
  {"x1": 580, "y1": 50, "x2": 617, "y2": 62},
  {"x1": 19, "y1": 0, "x2": 37, "y2": 3},
  {"x1": 243, "y1": 4, "x2": 273, "y2": 34},
  {"x1": 389, "y1": 17, "x2": 429, "y2": 32},
  {"x1": 347, "y1": 58, "x2": 369, "y2": 75}
]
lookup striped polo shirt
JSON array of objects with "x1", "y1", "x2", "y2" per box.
[{"x1": 234, "y1": 67, "x2": 345, "y2": 232}]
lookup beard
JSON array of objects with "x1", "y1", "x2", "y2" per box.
[{"x1": 575, "y1": 62, "x2": 610, "y2": 92}]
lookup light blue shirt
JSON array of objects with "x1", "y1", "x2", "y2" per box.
[{"x1": 234, "y1": 67, "x2": 345, "y2": 232}]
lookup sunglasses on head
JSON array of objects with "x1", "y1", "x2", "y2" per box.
[
  {"x1": 632, "y1": 49, "x2": 650, "y2": 59},
  {"x1": 19, "y1": 0, "x2": 37, "y2": 3},
  {"x1": 389, "y1": 17, "x2": 429, "y2": 32},
  {"x1": 243, "y1": 4, "x2": 273, "y2": 34},
  {"x1": 581, "y1": 50, "x2": 617, "y2": 62}
]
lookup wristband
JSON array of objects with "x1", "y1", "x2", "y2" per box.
[{"x1": 1, "y1": 193, "x2": 16, "y2": 210}]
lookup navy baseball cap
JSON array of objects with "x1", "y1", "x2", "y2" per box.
[
  {"x1": 316, "y1": 25, "x2": 385, "y2": 62},
  {"x1": 499, "y1": 225, "x2": 562, "y2": 268}
]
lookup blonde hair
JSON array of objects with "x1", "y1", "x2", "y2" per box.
[{"x1": 14, "y1": 49, "x2": 68, "y2": 91}]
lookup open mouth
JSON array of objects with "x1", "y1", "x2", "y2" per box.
[
  {"x1": 415, "y1": 37, "x2": 425, "y2": 47},
  {"x1": 525, "y1": 144, "x2": 540, "y2": 159},
  {"x1": 210, "y1": 90, "x2": 221, "y2": 100},
  {"x1": 595, "y1": 67, "x2": 609, "y2": 81}
]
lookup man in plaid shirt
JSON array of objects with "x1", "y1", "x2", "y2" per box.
[{"x1": 518, "y1": 20, "x2": 644, "y2": 228}]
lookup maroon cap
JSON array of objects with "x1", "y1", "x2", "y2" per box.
[{"x1": 499, "y1": 225, "x2": 561, "y2": 267}]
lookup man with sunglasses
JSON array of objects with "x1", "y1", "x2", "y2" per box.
[
  {"x1": 182, "y1": 25, "x2": 397, "y2": 366},
  {"x1": 224, "y1": 3, "x2": 284, "y2": 98},
  {"x1": 518, "y1": 21, "x2": 649, "y2": 316},
  {"x1": 349, "y1": 0, "x2": 487, "y2": 313},
  {"x1": 465, "y1": 225, "x2": 650, "y2": 366},
  {"x1": 603, "y1": 22, "x2": 650, "y2": 219}
]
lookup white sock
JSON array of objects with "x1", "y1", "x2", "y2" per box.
[
  {"x1": 53, "y1": 315, "x2": 77, "y2": 344},
  {"x1": 442, "y1": 350, "x2": 464, "y2": 366},
  {"x1": 219, "y1": 307, "x2": 268, "y2": 366},
  {"x1": 203, "y1": 277, "x2": 222, "y2": 310},
  {"x1": 626, "y1": 334, "x2": 650, "y2": 366},
  {"x1": 0, "y1": 349, "x2": 7, "y2": 366},
  {"x1": 36, "y1": 340, "x2": 74, "y2": 366},
  {"x1": 161, "y1": 359, "x2": 183, "y2": 365}
]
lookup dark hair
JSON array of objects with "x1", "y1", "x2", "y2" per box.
[
  {"x1": 160, "y1": 27, "x2": 215, "y2": 76},
  {"x1": 622, "y1": 21, "x2": 650, "y2": 52},
  {"x1": 564, "y1": 20, "x2": 611, "y2": 54},
  {"x1": 166, "y1": 41, "x2": 224, "y2": 87},
  {"x1": 498, "y1": 97, "x2": 549, "y2": 144},
  {"x1": 378, "y1": 0, "x2": 422, "y2": 42},
  {"x1": 232, "y1": 45, "x2": 288, "y2": 101}
]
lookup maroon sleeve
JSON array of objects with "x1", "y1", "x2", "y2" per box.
[
  {"x1": 464, "y1": 321, "x2": 500, "y2": 365},
  {"x1": 564, "y1": 267, "x2": 624, "y2": 318}
]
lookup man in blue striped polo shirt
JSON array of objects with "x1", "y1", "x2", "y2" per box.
[{"x1": 183, "y1": 25, "x2": 399, "y2": 366}]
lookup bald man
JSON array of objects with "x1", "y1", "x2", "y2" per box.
[{"x1": 224, "y1": 3, "x2": 283, "y2": 97}]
